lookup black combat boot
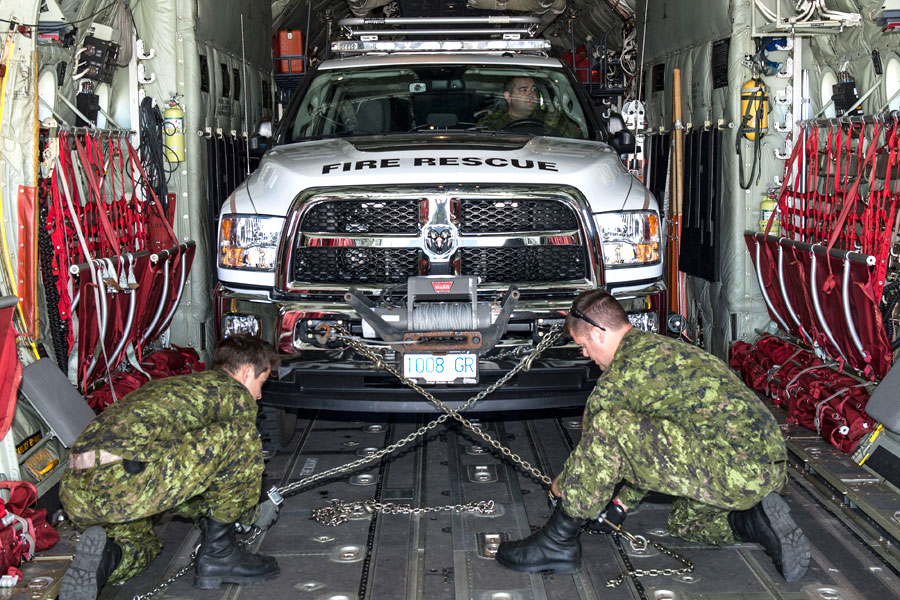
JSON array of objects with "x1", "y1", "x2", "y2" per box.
[
  {"x1": 59, "y1": 526, "x2": 123, "y2": 600},
  {"x1": 729, "y1": 492, "x2": 810, "y2": 582},
  {"x1": 194, "y1": 518, "x2": 280, "y2": 589},
  {"x1": 495, "y1": 504, "x2": 585, "y2": 574}
]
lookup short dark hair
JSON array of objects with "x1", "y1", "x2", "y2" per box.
[
  {"x1": 505, "y1": 75, "x2": 534, "y2": 94},
  {"x1": 564, "y1": 289, "x2": 630, "y2": 336},
  {"x1": 212, "y1": 335, "x2": 280, "y2": 377}
]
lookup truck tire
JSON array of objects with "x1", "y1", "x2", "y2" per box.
[{"x1": 257, "y1": 405, "x2": 298, "y2": 452}]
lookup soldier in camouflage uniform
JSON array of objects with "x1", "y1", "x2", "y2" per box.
[
  {"x1": 496, "y1": 289, "x2": 810, "y2": 582},
  {"x1": 59, "y1": 335, "x2": 283, "y2": 600},
  {"x1": 476, "y1": 76, "x2": 582, "y2": 138}
]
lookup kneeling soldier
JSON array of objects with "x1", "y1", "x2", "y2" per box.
[
  {"x1": 495, "y1": 290, "x2": 810, "y2": 582},
  {"x1": 59, "y1": 335, "x2": 283, "y2": 599}
]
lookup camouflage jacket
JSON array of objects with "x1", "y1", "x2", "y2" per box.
[
  {"x1": 475, "y1": 107, "x2": 582, "y2": 138},
  {"x1": 72, "y1": 370, "x2": 256, "y2": 462},
  {"x1": 564, "y1": 329, "x2": 785, "y2": 479}
]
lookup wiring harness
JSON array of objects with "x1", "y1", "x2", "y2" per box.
[
  {"x1": 755, "y1": 0, "x2": 862, "y2": 26},
  {"x1": 138, "y1": 97, "x2": 174, "y2": 213}
]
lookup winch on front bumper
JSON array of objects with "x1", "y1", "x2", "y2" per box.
[{"x1": 215, "y1": 279, "x2": 665, "y2": 413}]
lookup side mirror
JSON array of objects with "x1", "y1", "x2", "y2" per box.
[
  {"x1": 611, "y1": 130, "x2": 636, "y2": 155},
  {"x1": 249, "y1": 119, "x2": 273, "y2": 158}
]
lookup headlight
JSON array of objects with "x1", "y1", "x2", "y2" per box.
[
  {"x1": 627, "y1": 311, "x2": 659, "y2": 333},
  {"x1": 219, "y1": 215, "x2": 283, "y2": 271},
  {"x1": 594, "y1": 210, "x2": 660, "y2": 268},
  {"x1": 222, "y1": 314, "x2": 260, "y2": 337}
]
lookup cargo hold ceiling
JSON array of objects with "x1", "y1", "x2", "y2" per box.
[{"x1": 271, "y1": 0, "x2": 635, "y2": 61}]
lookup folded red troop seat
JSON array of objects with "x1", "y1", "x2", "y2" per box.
[{"x1": 731, "y1": 336, "x2": 877, "y2": 453}]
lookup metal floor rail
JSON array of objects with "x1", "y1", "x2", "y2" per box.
[{"x1": 37, "y1": 407, "x2": 900, "y2": 600}]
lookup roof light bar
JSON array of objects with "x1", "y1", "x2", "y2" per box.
[
  {"x1": 332, "y1": 39, "x2": 550, "y2": 54},
  {"x1": 338, "y1": 16, "x2": 542, "y2": 27}
]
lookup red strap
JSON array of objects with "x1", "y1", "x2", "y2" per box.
[
  {"x1": 74, "y1": 135, "x2": 122, "y2": 255},
  {"x1": 125, "y1": 143, "x2": 178, "y2": 247},
  {"x1": 769, "y1": 127, "x2": 807, "y2": 236},
  {"x1": 803, "y1": 126, "x2": 818, "y2": 242},
  {"x1": 872, "y1": 122, "x2": 900, "y2": 301},
  {"x1": 820, "y1": 125, "x2": 835, "y2": 241},
  {"x1": 826, "y1": 122, "x2": 880, "y2": 255}
]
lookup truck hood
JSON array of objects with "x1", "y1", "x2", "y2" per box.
[{"x1": 227, "y1": 135, "x2": 653, "y2": 215}]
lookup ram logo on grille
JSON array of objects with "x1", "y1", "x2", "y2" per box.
[{"x1": 423, "y1": 224, "x2": 457, "y2": 257}]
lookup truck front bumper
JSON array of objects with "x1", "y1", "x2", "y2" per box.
[{"x1": 214, "y1": 281, "x2": 665, "y2": 412}]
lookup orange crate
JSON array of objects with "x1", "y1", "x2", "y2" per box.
[{"x1": 274, "y1": 30, "x2": 304, "y2": 74}]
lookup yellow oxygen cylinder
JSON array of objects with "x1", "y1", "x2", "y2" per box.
[
  {"x1": 759, "y1": 196, "x2": 779, "y2": 234},
  {"x1": 740, "y1": 78, "x2": 768, "y2": 141},
  {"x1": 163, "y1": 101, "x2": 185, "y2": 162}
]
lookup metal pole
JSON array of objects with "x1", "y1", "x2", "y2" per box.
[
  {"x1": 240, "y1": 14, "x2": 251, "y2": 177},
  {"x1": 800, "y1": 112, "x2": 898, "y2": 128},
  {"x1": 751, "y1": 232, "x2": 875, "y2": 265}
]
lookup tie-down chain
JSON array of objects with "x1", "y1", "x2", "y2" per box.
[
  {"x1": 307, "y1": 324, "x2": 693, "y2": 587},
  {"x1": 133, "y1": 322, "x2": 691, "y2": 598}
]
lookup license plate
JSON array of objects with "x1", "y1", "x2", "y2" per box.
[{"x1": 402, "y1": 353, "x2": 478, "y2": 384}]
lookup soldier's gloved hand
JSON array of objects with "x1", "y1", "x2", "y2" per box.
[
  {"x1": 253, "y1": 498, "x2": 281, "y2": 531},
  {"x1": 588, "y1": 498, "x2": 627, "y2": 534},
  {"x1": 547, "y1": 489, "x2": 559, "y2": 510}
]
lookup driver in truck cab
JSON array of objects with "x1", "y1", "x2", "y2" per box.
[{"x1": 476, "y1": 76, "x2": 581, "y2": 137}]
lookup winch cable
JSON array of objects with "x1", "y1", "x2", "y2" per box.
[{"x1": 410, "y1": 302, "x2": 477, "y2": 331}]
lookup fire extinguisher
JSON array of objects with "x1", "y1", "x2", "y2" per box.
[
  {"x1": 163, "y1": 98, "x2": 185, "y2": 162},
  {"x1": 759, "y1": 196, "x2": 780, "y2": 234},
  {"x1": 737, "y1": 77, "x2": 769, "y2": 189}
]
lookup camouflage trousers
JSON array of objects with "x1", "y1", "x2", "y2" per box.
[
  {"x1": 558, "y1": 407, "x2": 786, "y2": 545},
  {"x1": 59, "y1": 418, "x2": 264, "y2": 583}
]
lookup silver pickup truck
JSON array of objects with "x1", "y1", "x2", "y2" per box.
[{"x1": 215, "y1": 19, "x2": 664, "y2": 415}]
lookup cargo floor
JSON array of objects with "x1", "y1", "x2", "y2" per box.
[{"x1": 44, "y1": 407, "x2": 900, "y2": 600}]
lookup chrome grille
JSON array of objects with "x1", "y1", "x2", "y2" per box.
[
  {"x1": 459, "y1": 246, "x2": 584, "y2": 283},
  {"x1": 292, "y1": 247, "x2": 419, "y2": 283},
  {"x1": 302, "y1": 199, "x2": 419, "y2": 233},
  {"x1": 460, "y1": 198, "x2": 578, "y2": 233},
  {"x1": 288, "y1": 191, "x2": 589, "y2": 288}
]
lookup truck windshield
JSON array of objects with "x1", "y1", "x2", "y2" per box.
[{"x1": 284, "y1": 64, "x2": 593, "y2": 142}]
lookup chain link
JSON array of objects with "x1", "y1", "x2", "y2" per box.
[
  {"x1": 482, "y1": 345, "x2": 530, "y2": 362},
  {"x1": 133, "y1": 320, "x2": 692, "y2": 596},
  {"x1": 132, "y1": 557, "x2": 195, "y2": 600},
  {"x1": 131, "y1": 528, "x2": 262, "y2": 600},
  {"x1": 604, "y1": 535, "x2": 695, "y2": 587},
  {"x1": 312, "y1": 498, "x2": 496, "y2": 526},
  {"x1": 311, "y1": 326, "x2": 694, "y2": 586},
  {"x1": 277, "y1": 323, "x2": 562, "y2": 495},
  {"x1": 131, "y1": 326, "x2": 561, "y2": 598}
]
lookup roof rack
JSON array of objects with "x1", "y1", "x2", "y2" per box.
[{"x1": 332, "y1": 16, "x2": 550, "y2": 56}]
